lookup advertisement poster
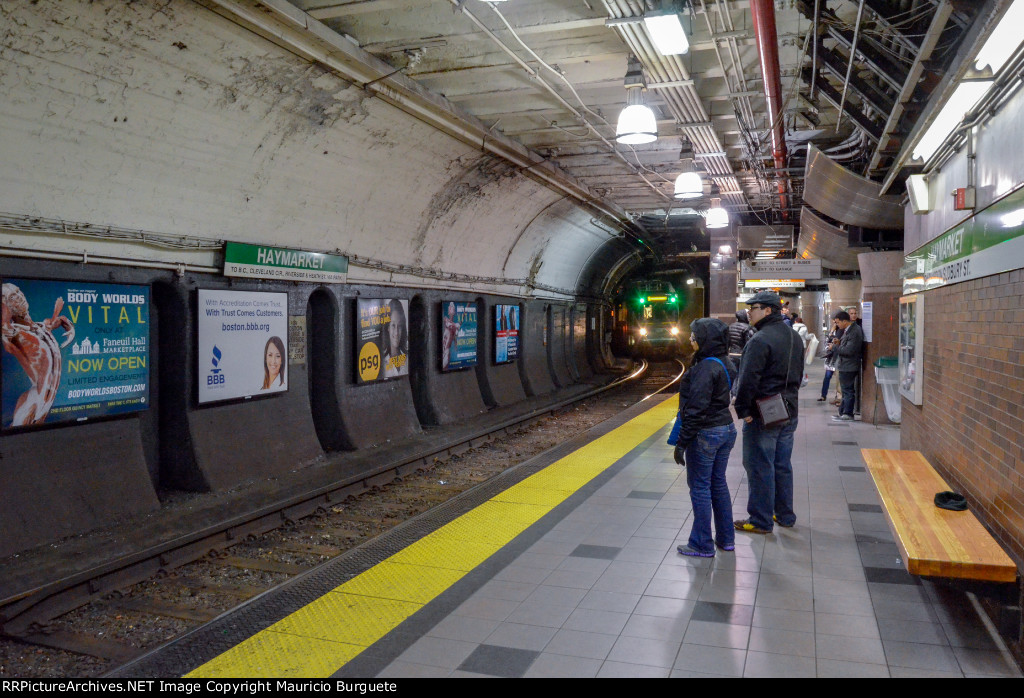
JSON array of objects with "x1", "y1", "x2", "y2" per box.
[
  {"x1": 1, "y1": 278, "x2": 150, "y2": 428},
  {"x1": 495, "y1": 304, "x2": 520, "y2": 364},
  {"x1": 441, "y1": 301, "x2": 477, "y2": 371},
  {"x1": 356, "y1": 298, "x2": 409, "y2": 384},
  {"x1": 198, "y1": 289, "x2": 288, "y2": 404}
]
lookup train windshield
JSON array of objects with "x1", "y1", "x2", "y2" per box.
[{"x1": 642, "y1": 304, "x2": 675, "y2": 322}]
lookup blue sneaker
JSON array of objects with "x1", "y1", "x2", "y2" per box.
[
  {"x1": 715, "y1": 541, "x2": 735, "y2": 552},
  {"x1": 677, "y1": 544, "x2": 715, "y2": 558}
]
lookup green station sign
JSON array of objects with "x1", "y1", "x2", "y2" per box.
[
  {"x1": 903, "y1": 184, "x2": 1024, "y2": 293},
  {"x1": 224, "y1": 242, "x2": 348, "y2": 284}
]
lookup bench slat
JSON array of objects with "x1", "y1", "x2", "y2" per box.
[{"x1": 861, "y1": 449, "x2": 1017, "y2": 583}]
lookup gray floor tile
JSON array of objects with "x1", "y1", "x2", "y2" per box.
[
  {"x1": 754, "y1": 588, "x2": 815, "y2": 612},
  {"x1": 541, "y1": 568, "x2": 602, "y2": 590},
  {"x1": 889, "y1": 667, "x2": 964, "y2": 678},
  {"x1": 633, "y1": 595, "x2": 698, "y2": 620},
  {"x1": 592, "y1": 572, "x2": 654, "y2": 594},
  {"x1": 941, "y1": 622, "x2": 1000, "y2": 650},
  {"x1": 523, "y1": 653, "x2": 601, "y2": 678},
  {"x1": 644, "y1": 578, "x2": 703, "y2": 600},
  {"x1": 600, "y1": 661, "x2": 672, "y2": 677},
  {"x1": 813, "y1": 593, "x2": 876, "y2": 618},
  {"x1": 816, "y1": 659, "x2": 890, "y2": 678},
  {"x1": 690, "y1": 600, "x2": 754, "y2": 626},
  {"x1": 683, "y1": 619, "x2": 750, "y2": 650},
  {"x1": 522, "y1": 584, "x2": 588, "y2": 607},
  {"x1": 577, "y1": 589, "x2": 641, "y2": 613},
  {"x1": 484, "y1": 622, "x2": 558, "y2": 651},
  {"x1": 452, "y1": 596, "x2": 521, "y2": 622},
  {"x1": 876, "y1": 618, "x2": 948, "y2": 645},
  {"x1": 457, "y1": 644, "x2": 539, "y2": 677},
  {"x1": 398, "y1": 636, "x2": 479, "y2": 669},
  {"x1": 751, "y1": 607, "x2": 814, "y2": 633},
  {"x1": 426, "y1": 615, "x2": 501, "y2": 643},
  {"x1": 870, "y1": 596, "x2": 939, "y2": 623},
  {"x1": 743, "y1": 650, "x2": 816, "y2": 678},
  {"x1": 504, "y1": 602, "x2": 574, "y2": 628},
  {"x1": 544, "y1": 629, "x2": 617, "y2": 660},
  {"x1": 513, "y1": 551, "x2": 568, "y2": 570},
  {"x1": 621, "y1": 612, "x2": 690, "y2": 642},
  {"x1": 816, "y1": 633, "x2": 887, "y2": 665},
  {"x1": 814, "y1": 611, "x2": 880, "y2": 639},
  {"x1": 673, "y1": 643, "x2": 746, "y2": 677},
  {"x1": 697, "y1": 584, "x2": 758, "y2": 605},
  {"x1": 606, "y1": 635, "x2": 682, "y2": 668},
  {"x1": 562, "y1": 607, "x2": 631, "y2": 635},
  {"x1": 747, "y1": 626, "x2": 815, "y2": 657},
  {"x1": 882, "y1": 640, "x2": 960, "y2": 672}
]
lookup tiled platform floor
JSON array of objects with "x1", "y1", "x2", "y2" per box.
[{"x1": 378, "y1": 368, "x2": 1023, "y2": 678}]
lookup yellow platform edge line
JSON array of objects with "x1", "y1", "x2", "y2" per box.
[{"x1": 187, "y1": 394, "x2": 676, "y2": 678}]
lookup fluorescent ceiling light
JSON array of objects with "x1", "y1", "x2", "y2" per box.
[
  {"x1": 906, "y1": 174, "x2": 931, "y2": 214},
  {"x1": 912, "y1": 81, "x2": 992, "y2": 162},
  {"x1": 643, "y1": 13, "x2": 689, "y2": 56},
  {"x1": 975, "y1": 0, "x2": 1024, "y2": 73}
]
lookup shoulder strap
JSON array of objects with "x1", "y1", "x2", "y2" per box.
[{"x1": 702, "y1": 356, "x2": 731, "y2": 390}]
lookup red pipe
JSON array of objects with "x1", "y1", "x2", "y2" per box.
[{"x1": 749, "y1": 0, "x2": 790, "y2": 219}]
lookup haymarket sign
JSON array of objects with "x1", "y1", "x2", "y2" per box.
[
  {"x1": 224, "y1": 242, "x2": 348, "y2": 283},
  {"x1": 903, "y1": 184, "x2": 1024, "y2": 293}
]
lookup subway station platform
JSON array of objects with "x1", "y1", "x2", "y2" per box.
[{"x1": 115, "y1": 367, "x2": 1023, "y2": 679}]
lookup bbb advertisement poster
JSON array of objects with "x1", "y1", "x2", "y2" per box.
[
  {"x1": 441, "y1": 301, "x2": 477, "y2": 371},
  {"x1": 1, "y1": 278, "x2": 150, "y2": 428},
  {"x1": 198, "y1": 289, "x2": 288, "y2": 404},
  {"x1": 356, "y1": 298, "x2": 409, "y2": 384},
  {"x1": 495, "y1": 304, "x2": 520, "y2": 363}
]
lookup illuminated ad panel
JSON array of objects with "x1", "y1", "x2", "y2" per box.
[
  {"x1": 356, "y1": 298, "x2": 409, "y2": 384},
  {"x1": 2, "y1": 278, "x2": 150, "y2": 428},
  {"x1": 495, "y1": 304, "x2": 520, "y2": 364},
  {"x1": 441, "y1": 301, "x2": 477, "y2": 372}
]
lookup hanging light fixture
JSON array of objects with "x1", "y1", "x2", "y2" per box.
[
  {"x1": 706, "y1": 198, "x2": 729, "y2": 229},
  {"x1": 643, "y1": 2, "x2": 690, "y2": 56},
  {"x1": 616, "y1": 56, "x2": 657, "y2": 145},
  {"x1": 673, "y1": 137, "x2": 703, "y2": 199}
]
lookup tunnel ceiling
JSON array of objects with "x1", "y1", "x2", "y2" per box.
[{"x1": 288, "y1": 0, "x2": 981, "y2": 241}]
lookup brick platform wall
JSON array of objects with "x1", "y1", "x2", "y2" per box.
[{"x1": 901, "y1": 269, "x2": 1024, "y2": 566}]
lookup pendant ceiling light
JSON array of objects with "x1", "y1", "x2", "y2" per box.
[
  {"x1": 616, "y1": 56, "x2": 657, "y2": 145},
  {"x1": 706, "y1": 197, "x2": 729, "y2": 229},
  {"x1": 673, "y1": 137, "x2": 703, "y2": 199}
]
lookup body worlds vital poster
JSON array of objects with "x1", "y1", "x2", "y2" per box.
[{"x1": 1, "y1": 279, "x2": 150, "y2": 428}]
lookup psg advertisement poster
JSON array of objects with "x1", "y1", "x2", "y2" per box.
[
  {"x1": 1, "y1": 278, "x2": 150, "y2": 429},
  {"x1": 356, "y1": 298, "x2": 409, "y2": 384},
  {"x1": 440, "y1": 301, "x2": 477, "y2": 371}
]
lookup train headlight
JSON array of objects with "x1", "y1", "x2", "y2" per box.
[
  {"x1": 670, "y1": 326, "x2": 679, "y2": 335},
  {"x1": 638, "y1": 327, "x2": 647, "y2": 336}
]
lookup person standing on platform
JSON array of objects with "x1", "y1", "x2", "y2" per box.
[
  {"x1": 728, "y1": 310, "x2": 755, "y2": 359},
  {"x1": 831, "y1": 311, "x2": 864, "y2": 422},
  {"x1": 732, "y1": 291, "x2": 804, "y2": 534},
  {"x1": 781, "y1": 301, "x2": 795, "y2": 327},
  {"x1": 818, "y1": 316, "x2": 843, "y2": 402},
  {"x1": 669, "y1": 318, "x2": 738, "y2": 557}
]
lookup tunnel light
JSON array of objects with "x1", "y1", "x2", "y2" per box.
[
  {"x1": 974, "y1": 0, "x2": 1024, "y2": 73},
  {"x1": 670, "y1": 326, "x2": 680, "y2": 335},
  {"x1": 912, "y1": 81, "x2": 992, "y2": 162},
  {"x1": 705, "y1": 198, "x2": 729, "y2": 229},
  {"x1": 686, "y1": 278, "x2": 695, "y2": 285},
  {"x1": 639, "y1": 327, "x2": 648, "y2": 336},
  {"x1": 643, "y1": 12, "x2": 690, "y2": 56},
  {"x1": 718, "y1": 244, "x2": 733, "y2": 254}
]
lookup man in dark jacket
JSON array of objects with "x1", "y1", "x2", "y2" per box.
[
  {"x1": 732, "y1": 290, "x2": 804, "y2": 534},
  {"x1": 728, "y1": 310, "x2": 755, "y2": 358},
  {"x1": 832, "y1": 310, "x2": 864, "y2": 421}
]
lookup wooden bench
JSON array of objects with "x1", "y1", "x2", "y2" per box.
[{"x1": 861, "y1": 449, "x2": 1017, "y2": 583}]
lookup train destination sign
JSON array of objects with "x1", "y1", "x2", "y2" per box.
[
  {"x1": 224, "y1": 242, "x2": 348, "y2": 283},
  {"x1": 739, "y1": 259, "x2": 821, "y2": 280}
]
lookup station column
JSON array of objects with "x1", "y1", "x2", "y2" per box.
[{"x1": 858, "y1": 251, "x2": 904, "y2": 425}]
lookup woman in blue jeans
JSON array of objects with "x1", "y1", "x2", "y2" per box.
[{"x1": 669, "y1": 318, "x2": 738, "y2": 558}]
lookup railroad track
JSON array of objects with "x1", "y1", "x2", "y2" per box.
[{"x1": 0, "y1": 359, "x2": 684, "y2": 678}]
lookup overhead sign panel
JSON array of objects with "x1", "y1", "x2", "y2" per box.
[
  {"x1": 743, "y1": 279, "x2": 806, "y2": 289},
  {"x1": 737, "y1": 225, "x2": 794, "y2": 251},
  {"x1": 224, "y1": 242, "x2": 348, "y2": 284},
  {"x1": 740, "y1": 259, "x2": 822, "y2": 280}
]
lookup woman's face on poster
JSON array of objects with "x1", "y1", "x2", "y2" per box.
[
  {"x1": 388, "y1": 316, "x2": 402, "y2": 353},
  {"x1": 265, "y1": 342, "x2": 282, "y2": 379}
]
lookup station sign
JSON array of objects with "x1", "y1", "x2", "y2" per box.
[
  {"x1": 740, "y1": 259, "x2": 821, "y2": 280},
  {"x1": 743, "y1": 279, "x2": 806, "y2": 289},
  {"x1": 902, "y1": 184, "x2": 1024, "y2": 293},
  {"x1": 224, "y1": 242, "x2": 348, "y2": 284}
]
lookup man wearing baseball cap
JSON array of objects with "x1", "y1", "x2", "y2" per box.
[{"x1": 732, "y1": 291, "x2": 805, "y2": 534}]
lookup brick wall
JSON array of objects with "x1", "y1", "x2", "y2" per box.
[{"x1": 901, "y1": 268, "x2": 1024, "y2": 567}]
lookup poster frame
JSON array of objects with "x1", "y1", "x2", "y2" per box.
[
  {"x1": 440, "y1": 300, "x2": 478, "y2": 373},
  {"x1": 354, "y1": 297, "x2": 410, "y2": 385},
  {"x1": 1, "y1": 276, "x2": 152, "y2": 431},
  {"x1": 494, "y1": 303, "x2": 520, "y2": 365},
  {"x1": 195, "y1": 288, "x2": 290, "y2": 407}
]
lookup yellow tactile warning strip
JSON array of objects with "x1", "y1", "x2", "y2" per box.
[{"x1": 186, "y1": 394, "x2": 678, "y2": 678}]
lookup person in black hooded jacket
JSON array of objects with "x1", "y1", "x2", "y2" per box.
[
  {"x1": 727, "y1": 310, "x2": 755, "y2": 358},
  {"x1": 670, "y1": 317, "x2": 738, "y2": 557}
]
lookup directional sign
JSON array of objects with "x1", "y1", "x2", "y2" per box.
[{"x1": 740, "y1": 259, "x2": 822, "y2": 280}]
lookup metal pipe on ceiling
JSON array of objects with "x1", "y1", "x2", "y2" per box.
[
  {"x1": 836, "y1": 0, "x2": 866, "y2": 134},
  {"x1": 748, "y1": 0, "x2": 790, "y2": 218}
]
